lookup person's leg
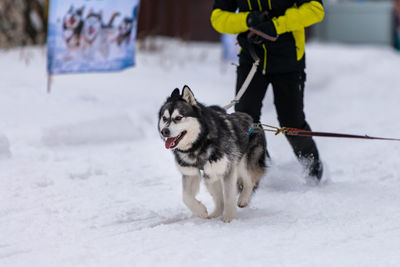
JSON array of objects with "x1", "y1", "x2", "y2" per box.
[
  {"x1": 235, "y1": 64, "x2": 271, "y2": 158},
  {"x1": 271, "y1": 71, "x2": 323, "y2": 180},
  {"x1": 234, "y1": 64, "x2": 269, "y2": 124}
]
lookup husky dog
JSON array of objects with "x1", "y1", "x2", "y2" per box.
[
  {"x1": 82, "y1": 11, "x2": 120, "y2": 59},
  {"x1": 82, "y1": 11, "x2": 102, "y2": 46},
  {"x1": 62, "y1": 6, "x2": 85, "y2": 49},
  {"x1": 116, "y1": 6, "x2": 138, "y2": 46},
  {"x1": 158, "y1": 86, "x2": 267, "y2": 222},
  {"x1": 116, "y1": 17, "x2": 134, "y2": 46}
]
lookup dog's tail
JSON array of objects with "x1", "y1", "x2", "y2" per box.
[{"x1": 246, "y1": 126, "x2": 267, "y2": 189}]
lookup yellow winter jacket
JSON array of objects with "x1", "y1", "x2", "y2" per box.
[{"x1": 211, "y1": 0, "x2": 324, "y2": 73}]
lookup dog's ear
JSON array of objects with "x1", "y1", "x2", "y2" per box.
[
  {"x1": 167, "y1": 88, "x2": 180, "y2": 102},
  {"x1": 170, "y1": 88, "x2": 180, "y2": 99},
  {"x1": 68, "y1": 5, "x2": 74, "y2": 13},
  {"x1": 182, "y1": 85, "x2": 197, "y2": 106},
  {"x1": 77, "y1": 6, "x2": 85, "y2": 15}
]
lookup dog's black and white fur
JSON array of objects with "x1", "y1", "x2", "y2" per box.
[
  {"x1": 158, "y1": 86, "x2": 267, "y2": 222},
  {"x1": 116, "y1": 17, "x2": 134, "y2": 46},
  {"x1": 62, "y1": 6, "x2": 85, "y2": 49},
  {"x1": 82, "y1": 11, "x2": 120, "y2": 59}
]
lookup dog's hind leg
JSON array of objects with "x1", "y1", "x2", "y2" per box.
[
  {"x1": 204, "y1": 179, "x2": 224, "y2": 219},
  {"x1": 182, "y1": 175, "x2": 208, "y2": 219},
  {"x1": 247, "y1": 127, "x2": 267, "y2": 188},
  {"x1": 237, "y1": 172, "x2": 253, "y2": 208},
  {"x1": 222, "y1": 168, "x2": 238, "y2": 223}
]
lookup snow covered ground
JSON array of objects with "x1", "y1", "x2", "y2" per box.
[{"x1": 1, "y1": 40, "x2": 400, "y2": 266}]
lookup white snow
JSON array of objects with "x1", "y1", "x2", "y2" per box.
[
  {"x1": 42, "y1": 114, "x2": 143, "y2": 146},
  {"x1": 1, "y1": 40, "x2": 400, "y2": 266},
  {"x1": 0, "y1": 133, "x2": 11, "y2": 159}
]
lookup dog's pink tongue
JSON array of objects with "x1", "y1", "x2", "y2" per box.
[{"x1": 165, "y1": 137, "x2": 177, "y2": 149}]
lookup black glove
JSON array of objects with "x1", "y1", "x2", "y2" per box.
[
  {"x1": 248, "y1": 20, "x2": 277, "y2": 44},
  {"x1": 246, "y1": 11, "x2": 270, "y2": 28},
  {"x1": 237, "y1": 32, "x2": 260, "y2": 62}
]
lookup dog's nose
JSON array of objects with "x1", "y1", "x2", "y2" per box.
[{"x1": 161, "y1": 128, "x2": 170, "y2": 137}]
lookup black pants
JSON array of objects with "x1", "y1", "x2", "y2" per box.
[{"x1": 235, "y1": 64, "x2": 320, "y2": 163}]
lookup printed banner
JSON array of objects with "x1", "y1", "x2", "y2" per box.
[{"x1": 47, "y1": 0, "x2": 140, "y2": 74}]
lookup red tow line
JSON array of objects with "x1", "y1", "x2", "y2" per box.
[{"x1": 257, "y1": 123, "x2": 400, "y2": 142}]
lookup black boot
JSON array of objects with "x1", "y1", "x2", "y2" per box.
[
  {"x1": 285, "y1": 124, "x2": 323, "y2": 181},
  {"x1": 307, "y1": 159, "x2": 323, "y2": 181}
]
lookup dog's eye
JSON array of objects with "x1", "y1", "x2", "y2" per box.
[
  {"x1": 174, "y1": 116, "x2": 183, "y2": 121},
  {"x1": 162, "y1": 116, "x2": 168, "y2": 122}
]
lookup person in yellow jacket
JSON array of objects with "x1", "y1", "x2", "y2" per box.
[{"x1": 211, "y1": 0, "x2": 325, "y2": 181}]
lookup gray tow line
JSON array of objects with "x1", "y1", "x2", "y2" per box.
[
  {"x1": 223, "y1": 28, "x2": 278, "y2": 111},
  {"x1": 223, "y1": 58, "x2": 260, "y2": 110}
]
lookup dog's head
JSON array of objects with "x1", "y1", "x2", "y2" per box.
[
  {"x1": 118, "y1": 18, "x2": 133, "y2": 36},
  {"x1": 158, "y1": 86, "x2": 202, "y2": 151},
  {"x1": 83, "y1": 11, "x2": 103, "y2": 42},
  {"x1": 63, "y1": 6, "x2": 84, "y2": 30}
]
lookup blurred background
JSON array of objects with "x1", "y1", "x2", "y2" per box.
[{"x1": 1, "y1": 0, "x2": 400, "y2": 49}]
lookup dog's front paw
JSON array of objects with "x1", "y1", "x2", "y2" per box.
[
  {"x1": 237, "y1": 196, "x2": 250, "y2": 208},
  {"x1": 193, "y1": 202, "x2": 208, "y2": 219},
  {"x1": 207, "y1": 209, "x2": 223, "y2": 219},
  {"x1": 222, "y1": 211, "x2": 237, "y2": 223}
]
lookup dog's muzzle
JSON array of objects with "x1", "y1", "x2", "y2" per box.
[
  {"x1": 163, "y1": 130, "x2": 187, "y2": 150},
  {"x1": 161, "y1": 128, "x2": 170, "y2": 138}
]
